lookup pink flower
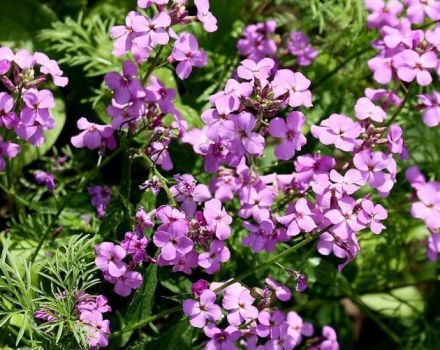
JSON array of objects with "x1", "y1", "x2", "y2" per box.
[
  {"x1": 204, "y1": 324, "x2": 241, "y2": 350},
  {"x1": 324, "y1": 196, "x2": 364, "y2": 238},
  {"x1": 329, "y1": 169, "x2": 364, "y2": 195},
  {"x1": 272, "y1": 69, "x2": 312, "y2": 108},
  {"x1": 0, "y1": 92, "x2": 17, "y2": 128},
  {"x1": 269, "y1": 111, "x2": 307, "y2": 160},
  {"x1": 256, "y1": 310, "x2": 285, "y2": 338},
  {"x1": 195, "y1": 0, "x2": 218, "y2": 32},
  {"x1": 222, "y1": 285, "x2": 258, "y2": 326},
  {"x1": 368, "y1": 56, "x2": 394, "y2": 85},
  {"x1": 34, "y1": 171, "x2": 55, "y2": 192},
  {"x1": 183, "y1": 289, "x2": 222, "y2": 328},
  {"x1": 110, "y1": 11, "x2": 141, "y2": 57},
  {"x1": 171, "y1": 33, "x2": 207, "y2": 80},
  {"x1": 0, "y1": 136, "x2": 19, "y2": 171},
  {"x1": 156, "y1": 205, "x2": 189, "y2": 233},
  {"x1": 411, "y1": 183, "x2": 440, "y2": 230},
  {"x1": 354, "y1": 97, "x2": 386, "y2": 122},
  {"x1": 277, "y1": 198, "x2": 317, "y2": 236},
  {"x1": 95, "y1": 242, "x2": 127, "y2": 277},
  {"x1": 121, "y1": 231, "x2": 148, "y2": 263},
  {"x1": 237, "y1": 58, "x2": 275, "y2": 82},
  {"x1": 231, "y1": 111, "x2": 265, "y2": 157},
  {"x1": 137, "y1": 0, "x2": 169, "y2": 8},
  {"x1": 387, "y1": 124, "x2": 404, "y2": 154},
  {"x1": 79, "y1": 311, "x2": 110, "y2": 348},
  {"x1": 112, "y1": 271, "x2": 143, "y2": 297},
  {"x1": 365, "y1": 0, "x2": 403, "y2": 28},
  {"x1": 311, "y1": 114, "x2": 362, "y2": 152},
  {"x1": 132, "y1": 11, "x2": 171, "y2": 47},
  {"x1": 428, "y1": 233, "x2": 440, "y2": 261},
  {"x1": 265, "y1": 278, "x2": 292, "y2": 301},
  {"x1": 358, "y1": 199, "x2": 388, "y2": 234},
  {"x1": 71, "y1": 117, "x2": 116, "y2": 150},
  {"x1": 198, "y1": 240, "x2": 230, "y2": 274},
  {"x1": 153, "y1": 228, "x2": 193, "y2": 261},
  {"x1": 203, "y1": 198, "x2": 233, "y2": 240},
  {"x1": 418, "y1": 92, "x2": 440, "y2": 127},
  {"x1": 104, "y1": 60, "x2": 145, "y2": 104},
  {"x1": 394, "y1": 49, "x2": 438, "y2": 86},
  {"x1": 238, "y1": 187, "x2": 276, "y2": 222},
  {"x1": 406, "y1": 0, "x2": 440, "y2": 24},
  {"x1": 285, "y1": 311, "x2": 314, "y2": 344}
]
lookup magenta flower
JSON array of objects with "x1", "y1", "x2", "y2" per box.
[
  {"x1": 387, "y1": 124, "x2": 404, "y2": 154},
  {"x1": 137, "y1": 0, "x2": 168, "y2": 8},
  {"x1": 418, "y1": 92, "x2": 440, "y2": 127},
  {"x1": 310, "y1": 326, "x2": 339, "y2": 350},
  {"x1": 104, "y1": 61, "x2": 145, "y2": 104},
  {"x1": 358, "y1": 199, "x2": 387, "y2": 234},
  {"x1": 0, "y1": 136, "x2": 19, "y2": 171},
  {"x1": 411, "y1": 183, "x2": 440, "y2": 230},
  {"x1": 236, "y1": 58, "x2": 275, "y2": 82},
  {"x1": 112, "y1": 270, "x2": 143, "y2": 297},
  {"x1": 265, "y1": 277, "x2": 292, "y2": 302},
  {"x1": 171, "y1": 33, "x2": 207, "y2": 80},
  {"x1": 183, "y1": 289, "x2": 222, "y2": 328},
  {"x1": 89, "y1": 185, "x2": 112, "y2": 219},
  {"x1": 33, "y1": 52, "x2": 69, "y2": 87},
  {"x1": 34, "y1": 171, "x2": 55, "y2": 192},
  {"x1": 354, "y1": 97, "x2": 386, "y2": 122},
  {"x1": 210, "y1": 79, "x2": 252, "y2": 112},
  {"x1": 285, "y1": 311, "x2": 314, "y2": 344},
  {"x1": 269, "y1": 111, "x2": 307, "y2": 160},
  {"x1": 0, "y1": 46, "x2": 14, "y2": 74},
  {"x1": 272, "y1": 69, "x2": 312, "y2": 108},
  {"x1": 132, "y1": 11, "x2": 171, "y2": 47},
  {"x1": 394, "y1": 49, "x2": 438, "y2": 86},
  {"x1": 365, "y1": 88, "x2": 402, "y2": 110},
  {"x1": 222, "y1": 285, "x2": 258, "y2": 326},
  {"x1": 256, "y1": 310, "x2": 285, "y2": 338},
  {"x1": 239, "y1": 187, "x2": 276, "y2": 222},
  {"x1": 243, "y1": 220, "x2": 276, "y2": 252},
  {"x1": 71, "y1": 117, "x2": 116, "y2": 151},
  {"x1": 365, "y1": 0, "x2": 403, "y2": 28},
  {"x1": 382, "y1": 19, "x2": 423, "y2": 49},
  {"x1": 198, "y1": 239, "x2": 230, "y2": 274},
  {"x1": 231, "y1": 112, "x2": 265, "y2": 157},
  {"x1": 121, "y1": 231, "x2": 148, "y2": 264},
  {"x1": 204, "y1": 324, "x2": 241, "y2": 350},
  {"x1": 153, "y1": 228, "x2": 193, "y2": 261},
  {"x1": 368, "y1": 56, "x2": 394, "y2": 85},
  {"x1": 0, "y1": 92, "x2": 17, "y2": 128},
  {"x1": 428, "y1": 233, "x2": 440, "y2": 261},
  {"x1": 191, "y1": 279, "x2": 210, "y2": 297},
  {"x1": 156, "y1": 205, "x2": 189, "y2": 233},
  {"x1": 171, "y1": 174, "x2": 211, "y2": 216},
  {"x1": 325, "y1": 196, "x2": 364, "y2": 238},
  {"x1": 311, "y1": 114, "x2": 362, "y2": 152},
  {"x1": 195, "y1": 0, "x2": 218, "y2": 32},
  {"x1": 203, "y1": 198, "x2": 232, "y2": 240},
  {"x1": 95, "y1": 242, "x2": 127, "y2": 277},
  {"x1": 329, "y1": 169, "x2": 364, "y2": 195},
  {"x1": 110, "y1": 11, "x2": 141, "y2": 57},
  {"x1": 145, "y1": 76, "x2": 177, "y2": 114},
  {"x1": 79, "y1": 311, "x2": 110, "y2": 348},
  {"x1": 277, "y1": 198, "x2": 317, "y2": 236},
  {"x1": 406, "y1": 0, "x2": 440, "y2": 24},
  {"x1": 287, "y1": 31, "x2": 318, "y2": 66}
]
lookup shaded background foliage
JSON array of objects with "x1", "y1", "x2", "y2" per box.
[{"x1": 0, "y1": 0, "x2": 440, "y2": 349}]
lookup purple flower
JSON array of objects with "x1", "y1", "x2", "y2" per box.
[
  {"x1": 365, "y1": 88, "x2": 402, "y2": 110},
  {"x1": 394, "y1": 49, "x2": 438, "y2": 86},
  {"x1": 191, "y1": 279, "x2": 210, "y2": 297},
  {"x1": 145, "y1": 76, "x2": 177, "y2": 114},
  {"x1": 171, "y1": 174, "x2": 212, "y2": 216},
  {"x1": 0, "y1": 92, "x2": 17, "y2": 128},
  {"x1": 135, "y1": 207, "x2": 155, "y2": 230},
  {"x1": 121, "y1": 231, "x2": 148, "y2": 264},
  {"x1": 183, "y1": 289, "x2": 222, "y2": 328},
  {"x1": 104, "y1": 61, "x2": 145, "y2": 105},
  {"x1": 237, "y1": 58, "x2": 275, "y2": 82},
  {"x1": 418, "y1": 91, "x2": 440, "y2": 127},
  {"x1": 277, "y1": 198, "x2": 317, "y2": 236},
  {"x1": 33, "y1": 52, "x2": 69, "y2": 87},
  {"x1": 239, "y1": 187, "x2": 276, "y2": 222},
  {"x1": 34, "y1": 171, "x2": 55, "y2": 192},
  {"x1": 110, "y1": 11, "x2": 143, "y2": 57},
  {"x1": 71, "y1": 117, "x2": 116, "y2": 151},
  {"x1": 368, "y1": 55, "x2": 394, "y2": 85},
  {"x1": 285, "y1": 311, "x2": 314, "y2": 344},
  {"x1": 387, "y1": 124, "x2": 404, "y2": 154},
  {"x1": 365, "y1": 0, "x2": 403, "y2": 28},
  {"x1": 222, "y1": 284, "x2": 258, "y2": 326},
  {"x1": 354, "y1": 97, "x2": 386, "y2": 122},
  {"x1": 0, "y1": 136, "x2": 19, "y2": 171},
  {"x1": 287, "y1": 31, "x2": 318, "y2": 66},
  {"x1": 112, "y1": 270, "x2": 143, "y2": 297},
  {"x1": 89, "y1": 185, "x2": 112, "y2": 219},
  {"x1": 132, "y1": 11, "x2": 171, "y2": 47},
  {"x1": 95, "y1": 242, "x2": 127, "y2": 277},
  {"x1": 198, "y1": 239, "x2": 230, "y2": 274},
  {"x1": 156, "y1": 205, "x2": 189, "y2": 233},
  {"x1": 325, "y1": 196, "x2": 364, "y2": 238},
  {"x1": 265, "y1": 277, "x2": 292, "y2": 301},
  {"x1": 0, "y1": 46, "x2": 14, "y2": 74},
  {"x1": 272, "y1": 69, "x2": 312, "y2": 108},
  {"x1": 311, "y1": 114, "x2": 362, "y2": 152},
  {"x1": 358, "y1": 199, "x2": 387, "y2": 234},
  {"x1": 79, "y1": 311, "x2": 111, "y2": 348},
  {"x1": 195, "y1": 0, "x2": 218, "y2": 32},
  {"x1": 329, "y1": 169, "x2": 364, "y2": 195},
  {"x1": 411, "y1": 183, "x2": 440, "y2": 230},
  {"x1": 256, "y1": 310, "x2": 285, "y2": 339},
  {"x1": 231, "y1": 112, "x2": 265, "y2": 157},
  {"x1": 171, "y1": 33, "x2": 207, "y2": 80},
  {"x1": 428, "y1": 233, "x2": 440, "y2": 261},
  {"x1": 243, "y1": 220, "x2": 276, "y2": 253},
  {"x1": 406, "y1": 0, "x2": 440, "y2": 24},
  {"x1": 137, "y1": 0, "x2": 169, "y2": 8},
  {"x1": 139, "y1": 175, "x2": 162, "y2": 196},
  {"x1": 310, "y1": 326, "x2": 339, "y2": 350},
  {"x1": 153, "y1": 228, "x2": 193, "y2": 261},
  {"x1": 204, "y1": 324, "x2": 241, "y2": 350},
  {"x1": 269, "y1": 111, "x2": 307, "y2": 160},
  {"x1": 203, "y1": 198, "x2": 232, "y2": 240}
]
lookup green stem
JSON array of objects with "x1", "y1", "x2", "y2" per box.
[
  {"x1": 385, "y1": 83, "x2": 414, "y2": 127},
  {"x1": 142, "y1": 46, "x2": 164, "y2": 85}
]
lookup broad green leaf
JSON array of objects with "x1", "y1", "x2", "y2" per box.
[
  {"x1": 126, "y1": 264, "x2": 158, "y2": 325},
  {"x1": 361, "y1": 287, "x2": 424, "y2": 318},
  {"x1": 175, "y1": 102, "x2": 203, "y2": 129}
]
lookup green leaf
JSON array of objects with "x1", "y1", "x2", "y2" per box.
[
  {"x1": 126, "y1": 264, "x2": 158, "y2": 325},
  {"x1": 361, "y1": 287, "x2": 425, "y2": 318},
  {"x1": 174, "y1": 102, "x2": 203, "y2": 129},
  {"x1": 12, "y1": 97, "x2": 66, "y2": 172}
]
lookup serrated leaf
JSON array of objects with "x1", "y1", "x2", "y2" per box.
[{"x1": 126, "y1": 264, "x2": 158, "y2": 325}]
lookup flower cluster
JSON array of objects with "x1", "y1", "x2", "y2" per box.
[
  {"x1": 237, "y1": 21, "x2": 318, "y2": 66},
  {"x1": 0, "y1": 47, "x2": 67, "y2": 170},
  {"x1": 182, "y1": 280, "x2": 339, "y2": 350},
  {"x1": 365, "y1": 0, "x2": 440, "y2": 126},
  {"x1": 36, "y1": 293, "x2": 111, "y2": 348},
  {"x1": 406, "y1": 165, "x2": 440, "y2": 261}
]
